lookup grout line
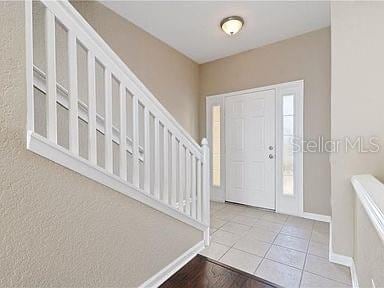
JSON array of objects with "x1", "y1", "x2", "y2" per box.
[
  {"x1": 213, "y1": 215, "x2": 276, "y2": 265},
  {"x1": 278, "y1": 233, "x2": 311, "y2": 241},
  {"x1": 302, "y1": 270, "x2": 352, "y2": 286},
  {"x1": 272, "y1": 242, "x2": 309, "y2": 254},
  {"x1": 254, "y1": 210, "x2": 290, "y2": 276},
  {"x1": 302, "y1": 270, "x2": 353, "y2": 286},
  {"x1": 216, "y1": 229, "x2": 250, "y2": 262},
  {"x1": 259, "y1": 257, "x2": 304, "y2": 272},
  {"x1": 298, "y1": 220, "x2": 314, "y2": 288},
  {"x1": 210, "y1": 202, "x2": 343, "y2": 287}
]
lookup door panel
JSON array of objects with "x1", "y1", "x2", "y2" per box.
[
  {"x1": 231, "y1": 162, "x2": 244, "y2": 189},
  {"x1": 225, "y1": 90, "x2": 276, "y2": 209}
]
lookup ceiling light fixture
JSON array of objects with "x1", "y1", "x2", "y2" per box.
[{"x1": 220, "y1": 16, "x2": 244, "y2": 36}]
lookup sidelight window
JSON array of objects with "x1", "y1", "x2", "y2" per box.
[
  {"x1": 282, "y1": 95, "x2": 294, "y2": 195},
  {"x1": 212, "y1": 105, "x2": 221, "y2": 187}
]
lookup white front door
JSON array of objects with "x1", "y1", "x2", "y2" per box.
[{"x1": 225, "y1": 90, "x2": 276, "y2": 209}]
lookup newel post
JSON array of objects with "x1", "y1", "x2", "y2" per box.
[{"x1": 202, "y1": 138, "x2": 210, "y2": 246}]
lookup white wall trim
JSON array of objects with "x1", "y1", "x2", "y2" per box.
[
  {"x1": 27, "y1": 131, "x2": 208, "y2": 233},
  {"x1": 329, "y1": 222, "x2": 353, "y2": 266},
  {"x1": 329, "y1": 249, "x2": 359, "y2": 288},
  {"x1": 205, "y1": 80, "x2": 304, "y2": 217},
  {"x1": 329, "y1": 223, "x2": 359, "y2": 288},
  {"x1": 350, "y1": 261, "x2": 359, "y2": 288},
  {"x1": 139, "y1": 240, "x2": 205, "y2": 288},
  {"x1": 329, "y1": 249, "x2": 353, "y2": 267},
  {"x1": 302, "y1": 212, "x2": 331, "y2": 223},
  {"x1": 206, "y1": 80, "x2": 305, "y2": 99},
  {"x1": 351, "y1": 175, "x2": 384, "y2": 244}
]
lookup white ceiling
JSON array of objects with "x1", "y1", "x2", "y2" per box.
[{"x1": 101, "y1": 1, "x2": 330, "y2": 64}]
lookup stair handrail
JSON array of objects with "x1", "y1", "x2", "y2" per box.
[{"x1": 25, "y1": 0, "x2": 210, "y2": 241}]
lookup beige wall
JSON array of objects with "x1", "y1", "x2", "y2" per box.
[
  {"x1": 200, "y1": 28, "x2": 331, "y2": 216},
  {"x1": 330, "y1": 1, "x2": 384, "y2": 258},
  {"x1": 72, "y1": 1, "x2": 201, "y2": 141},
  {"x1": 0, "y1": 2, "x2": 202, "y2": 287}
]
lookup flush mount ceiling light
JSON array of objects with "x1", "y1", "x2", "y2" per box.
[{"x1": 220, "y1": 16, "x2": 244, "y2": 36}]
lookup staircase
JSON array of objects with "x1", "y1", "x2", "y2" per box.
[{"x1": 25, "y1": 1, "x2": 210, "y2": 244}]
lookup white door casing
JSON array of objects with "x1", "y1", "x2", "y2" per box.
[
  {"x1": 206, "y1": 80, "x2": 303, "y2": 216},
  {"x1": 225, "y1": 90, "x2": 276, "y2": 209}
]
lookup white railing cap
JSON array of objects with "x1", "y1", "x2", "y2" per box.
[{"x1": 351, "y1": 174, "x2": 384, "y2": 244}]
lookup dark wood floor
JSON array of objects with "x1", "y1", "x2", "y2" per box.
[{"x1": 161, "y1": 255, "x2": 279, "y2": 288}]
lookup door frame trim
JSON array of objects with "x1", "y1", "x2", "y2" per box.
[{"x1": 206, "y1": 80, "x2": 304, "y2": 216}]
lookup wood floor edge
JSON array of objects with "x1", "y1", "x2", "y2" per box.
[{"x1": 198, "y1": 255, "x2": 282, "y2": 288}]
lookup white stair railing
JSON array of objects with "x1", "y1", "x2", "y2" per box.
[{"x1": 25, "y1": 0, "x2": 210, "y2": 242}]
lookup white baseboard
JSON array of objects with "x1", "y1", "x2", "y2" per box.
[
  {"x1": 302, "y1": 212, "x2": 331, "y2": 223},
  {"x1": 329, "y1": 248, "x2": 359, "y2": 288},
  {"x1": 139, "y1": 240, "x2": 205, "y2": 288},
  {"x1": 350, "y1": 261, "x2": 359, "y2": 288},
  {"x1": 329, "y1": 223, "x2": 359, "y2": 288},
  {"x1": 329, "y1": 249, "x2": 353, "y2": 267}
]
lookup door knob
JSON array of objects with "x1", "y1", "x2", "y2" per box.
[
  {"x1": 269, "y1": 154, "x2": 274, "y2": 159},
  {"x1": 269, "y1": 146, "x2": 274, "y2": 150}
]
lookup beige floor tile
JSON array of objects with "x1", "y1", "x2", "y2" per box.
[
  {"x1": 253, "y1": 219, "x2": 284, "y2": 233},
  {"x1": 311, "y1": 229, "x2": 329, "y2": 245},
  {"x1": 300, "y1": 271, "x2": 351, "y2": 288},
  {"x1": 274, "y1": 234, "x2": 309, "y2": 252},
  {"x1": 313, "y1": 221, "x2": 330, "y2": 233},
  {"x1": 199, "y1": 242, "x2": 230, "y2": 260},
  {"x1": 261, "y1": 213, "x2": 289, "y2": 224},
  {"x1": 211, "y1": 201, "x2": 226, "y2": 212},
  {"x1": 213, "y1": 210, "x2": 238, "y2": 221},
  {"x1": 281, "y1": 224, "x2": 312, "y2": 240},
  {"x1": 231, "y1": 215, "x2": 259, "y2": 226},
  {"x1": 266, "y1": 245, "x2": 306, "y2": 269},
  {"x1": 224, "y1": 203, "x2": 249, "y2": 212},
  {"x1": 209, "y1": 202, "x2": 351, "y2": 288},
  {"x1": 234, "y1": 235, "x2": 271, "y2": 257},
  {"x1": 219, "y1": 248, "x2": 262, "y2": 274},
  {"x1": 286, "y1": 216, "x2": 314, "y2": 231},
  {"x1": 240, "y1": 208, "x2": 267, "y2": 219},
  {"x1": 304, "y1": 254, "x2": 352, "y2": 285},
  {"x1": 246, "y1": 227, "x2": 278, "y2": 243},
  {"x1": 211, "y1": 229, "x2": 241, "y2": 246},
  {"x1": 255, "y1": 259, "x2": 302, "y2": 288},
  {"x1": 219, "y1": 206, "x2": 243, "y2": 215},
  {"x1": 210, "y1": 217, "x2": 227, "y2": 229},
  {"x1": 221, "y1": 222, "x2": 251, "y2": 234},
  {"x1": 308, "y1": 241, "x2": 329, "y2": 259}
]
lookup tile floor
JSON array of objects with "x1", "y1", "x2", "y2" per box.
[{"x1": 199, "y1": 201, "x2": 352, "y2": 288}]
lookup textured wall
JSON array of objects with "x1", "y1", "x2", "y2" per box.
[
  {"x1": 0, "y1": 2, "x2": 202, "y2": 287},
  {"x1": 200, "y1": 28, "x2": 331, "y2": 216},
  {"x1": 331, "y1": 1, "x2": 384, "y2": 257}
]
